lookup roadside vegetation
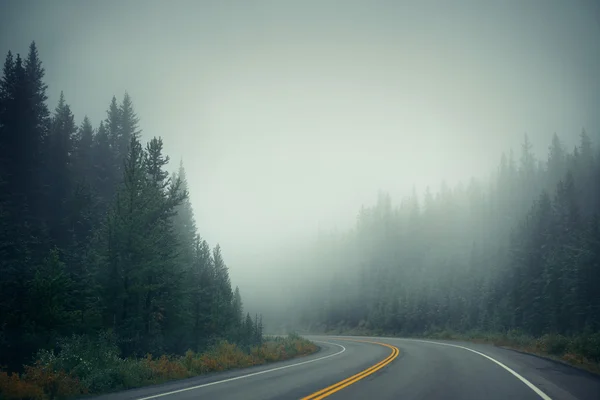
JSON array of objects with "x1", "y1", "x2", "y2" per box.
[{"x1": 0, "y1": 333, "x2": 317, "y2": 400}]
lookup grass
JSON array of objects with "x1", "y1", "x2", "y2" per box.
[{"x1": 0, "y1": 333, "x2": 318, "y2": 400}]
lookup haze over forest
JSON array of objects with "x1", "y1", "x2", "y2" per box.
[{"x1": 1, "y1": 0, "x2": 600, "y2": 378}]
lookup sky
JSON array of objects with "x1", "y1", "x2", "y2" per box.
[{"x1": 1, "y1": 0, "x2": 599, "y2": 291}]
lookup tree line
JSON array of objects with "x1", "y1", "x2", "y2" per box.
[
  {"x1": 0, "y1": 42, "x2": 262, "y2": 372},
  {"x1": 283, "y1": 131, "x2": 599, "y2": 345}
]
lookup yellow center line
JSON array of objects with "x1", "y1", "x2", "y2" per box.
[{"x1": 301, "y1": 338, "x2": 400, "y2": 400}]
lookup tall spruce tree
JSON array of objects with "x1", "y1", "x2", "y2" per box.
[{"x1": 45, "y1": 91, "x2": 77, "y2": 249}]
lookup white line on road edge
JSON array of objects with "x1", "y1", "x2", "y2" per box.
[
  {"x1": 401, "y1": 339, "x2": 553, "y2": 400},
  {"x1": 136, "y1": 341, "x2": 346, "y2": 399}
]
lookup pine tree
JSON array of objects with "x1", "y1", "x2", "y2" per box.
[
  {"x1": 231, "y1": 286, "x2": 244, "y2": 341},
  {"x1": 118, "y1": 92, "x2": 140, "y2": 159},
  {"x1": 100, "y1": 135, "x2": 147, "y2": 355},
  {"x1": 24, "y1": 42, "x2": 51, "y2": 226},
  {"x1": 28, "y1": 248, "x2": 73, "y2": 345},
  {"x1": 45, "y1": 91, "x2": 77, "y2": 249},
  {"x1": 576, "y1": 129, "x2": 597, "y2": 216},
  {"x1": 547, "y1": 133, "x2": 565, "y2": 189},
  {"x1": 145, "y1": 137, "x2": 188, "y2": 353},
  {"x1": 92, "y1": 121, "x2": 117, "y2": 211},
  {"x1": 0, "y1": 45, "x2": 49, "y2": 231},
  {"x1": 0, "y1": 51, "x2": 16, "y2": 169},
  {"x1": 0, "y1": 43, "x2": 51, "y2": 370},
  {"x1": 105, "y1": 96, "x2": 120, "y2": 153},
  {"x1": 212, "y1": 245, "x2": 234, "y2": 336},
  {"x1": 253, "y1": 314, "x2": 261, "y2": 345},
  {"x1": 172, "y1": 160, "x2": 196, "y2": 266},
  {"x1": 101, "y1": 135, "x2": 187, "y2": 355},
  {"x1": 189, "y1": 237, "x2": 216, "y2": 350},
  {"x1": 73, "y1": 116, "x2": 94, "y2": 183},
  {"x1": 0, "y1": 53, "x2": 18, "y2": 360},
  {"x1": 244, "y1": 312, "x2": 254, "y2": 346},
  {"x1": 66, "y1": 116, "x2": 97, "y2": 260}
]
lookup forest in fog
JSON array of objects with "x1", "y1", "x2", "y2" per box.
[
  {"x1": 2, "y1": 42, "x2": 600, "y2": 373},
  {"x1": 271, "y1": 130, "x2": 600, "y2": 350},
  {"x1": 0, "y1": 43, "x2": 265, "y2": 373},
  {"x1": 1, "y1": 0, "x2": 600, "y2": 398}
]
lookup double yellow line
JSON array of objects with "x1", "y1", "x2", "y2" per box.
[{"x1": 301, "y1": 339, "x2": 399, "y2": 400}]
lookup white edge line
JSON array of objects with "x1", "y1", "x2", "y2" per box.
[
  {"x1": 400, "y1": 338, "x2": 553, "y2": 400},
  {"x1": 136, "y1": 341, "x2": 346, "y2": 400}
]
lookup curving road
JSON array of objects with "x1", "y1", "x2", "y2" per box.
[{"x1": 93, "y1": 335, "x2": 600, "y2": 400}]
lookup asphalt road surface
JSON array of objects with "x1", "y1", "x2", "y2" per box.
[{"x1": 93, "y1": 335, "x2": 600, "y2": 400}]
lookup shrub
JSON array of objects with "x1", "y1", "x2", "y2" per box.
[
  {"x1": 570, "y1": 332, "x2": 600, "y2": 362},
  {"x1": 1, "y1": 334, "x2": 319, "y2": 399},
  {"x1": 503, "y1": 329, "x2": 535, "y2": 348},
  {"x1": 143, "y1": 354, "x2": 189, "y2": 381},
  {"x1": 536, "y1": 334, "x2": 569, "y2": 355},
  {"x1": 429, "y1": 329, "x2": 455, "y2": 340},
  {"x1": 0, "y1": 370, "x2": 45, "y2": 400},
  {"x1": 23, "y1": 361, "x2": 87, "y2": 399},
  {"x1": 0, "y1": 363, "x2": 87, "y2": 400},
  {"x1": 36, "y1": 332, "x2": 124, "y2": 393}
]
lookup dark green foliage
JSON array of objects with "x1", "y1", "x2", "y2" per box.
[
  {"x1": 28, "y1": 248, "x2": 74, "y2": 343},
  {"x1": 243, "y1": 313, "x2": 256, "y2": 348},
  {"x1": 119, "y1": 92, "x2": 140, "y2": 155},
  {"x1": 105, "y1": 96, "x2": 120, "y2": 154},
  {"x1": 91, "y1": 120, "x2": 116, "y2": 212},
  {"x1": 0, "y1": 43, "x2": 261, "y2": 372},
  {"x1": 231, "y1": 287, "x2": 244, "y2": 341},
  {"x1": 172, "y1": 161, "x2": 197, "y2": 267},
  {"x1": 0, "y1": 43, "x2": 52, "y2": 371},
  {"x1": 72, "y1": 116, "x2": 95, "y2": 183},
  {"x1": 45, "y1": 91, "x2": 77, "y2": 249}
]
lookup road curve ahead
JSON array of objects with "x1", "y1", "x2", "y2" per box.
[{"x1": 93, "y1": 335, "x2": 600, "y2": 400}]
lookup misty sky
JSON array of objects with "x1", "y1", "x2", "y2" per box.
[{"x1": 1, "y1": 0, "x2": 599, "y2": 289}]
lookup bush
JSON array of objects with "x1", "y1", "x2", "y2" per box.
[
  {"x1": 23, "y1": 362, "x2": 87, "y2": 400},
  {"x1": 143, "y1": 354, "x2": 189, "y2": 381},
  {"x1": 0, "y1": 363, "x2": 87, "y2": 400},
  {"x1": 536, "y1": 334, "x2": 569, "y2": 355},
  {"x1": 428, "y1": 329, "x2": 455, "y2": 340},
  {"x1": 118, "y1": 358, "x2": 153, "y2": 389},
  {"x1": 0, "y1": 371, "x2": 45, "y2": 400},
  {"x1": 504, "y1": 329, "x2": 535, "y2": 347},
  {"x1": 36, "y1": 332, "x2": 124, "y2": 393},
  {"x1": 570, "y1": 332, "x2": 600, "y2": 362},
  {"x1": 1, "y1": 333, "x2": 318, "y2": 399}
]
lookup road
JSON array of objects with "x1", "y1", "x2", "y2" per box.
[{"x1": 93, "y1": 335, "x2": 600, "y2": 400}]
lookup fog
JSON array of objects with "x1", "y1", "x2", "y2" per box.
[{"x1": 2, "y1": 0, "x2": 600, "y2": 321}]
